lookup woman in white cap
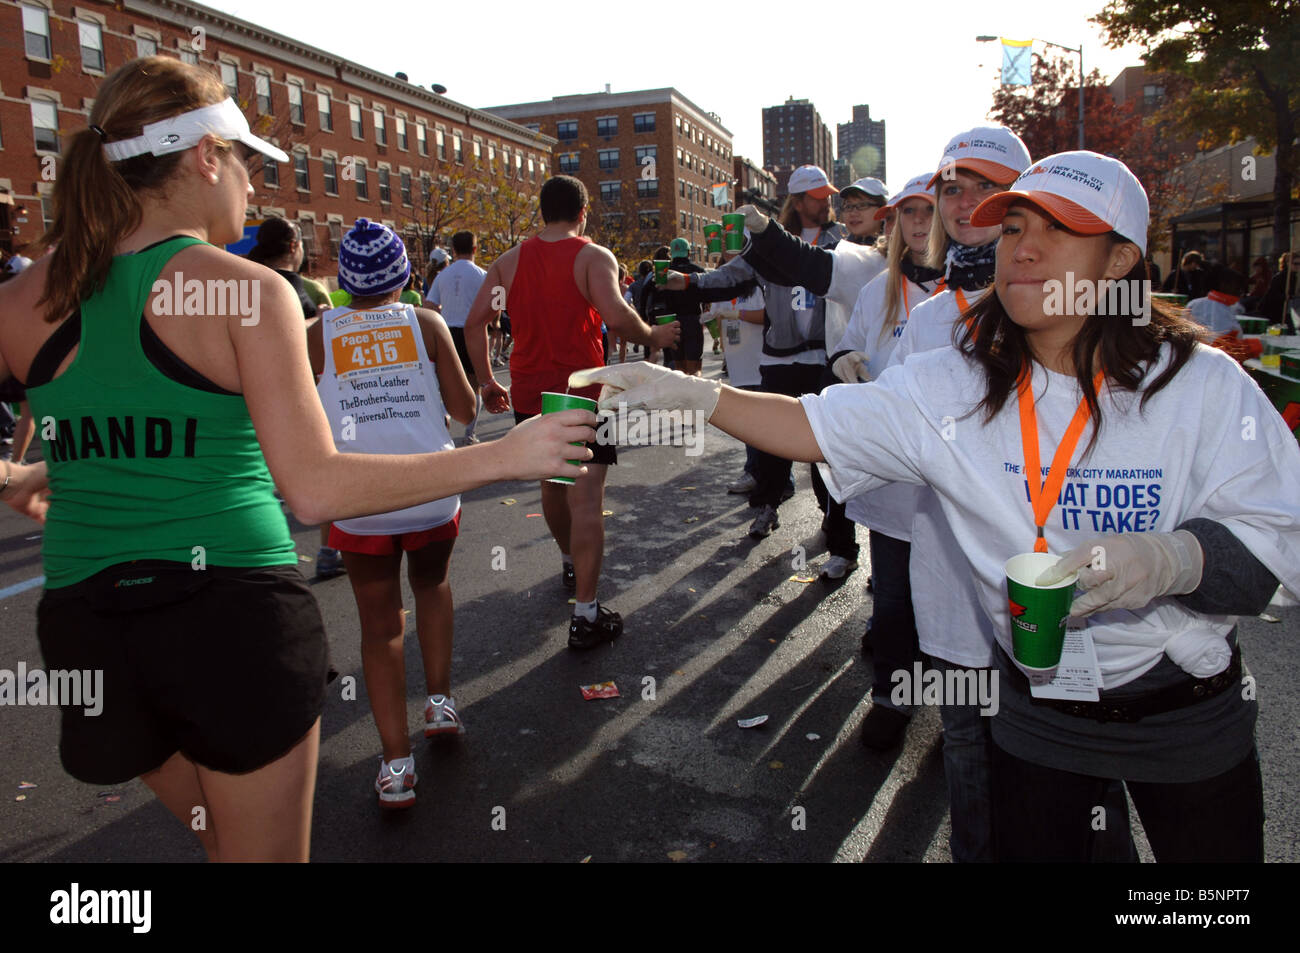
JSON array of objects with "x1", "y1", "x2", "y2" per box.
[
  {"x1": 580, "y1": 150, "x2": 1297, "y2": 862},
  {"x1": 829, "y1": 174, "x2": 944, "y2": 750},
  {"x1": 0, "y1": 57, "x2": 596, "y2": 861}
]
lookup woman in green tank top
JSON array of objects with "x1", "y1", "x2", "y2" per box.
[{"x1": 0, "y1": 58, "x2": 598, "y2": 863}]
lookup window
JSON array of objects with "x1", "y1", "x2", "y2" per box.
[
  {"x1": 328, "y1": 221, "x2": 342, "y2": 259},
  {"x1": 41, "y1": 193, "x2": 55, "y2": 231},
  {"x1": 396, "y1": 116, "x2": 407, "y2": 150},
  {"x1": 355, "y1": 160, "x2": 368, "y2": 200},
  {"x1": 263, "y1": 159, "x2": 279, "y2": 188},
  {"x1": 294, "y1": 151, "x2": 309, "y2": 190},
  {"x1": 487, "y1": 142, "x2": 496, "y2": 170},
  {"x1": 598, "y1": 148, "x2": 619, "y2": 170},
  {"x1": 556, "y1": 120, "x2": 578, "y2": 141},
  {"x1": 524, "y1": 122, "x2": 540, "y2": 132},
  {"x1": 322, "y1": 156, "x2": 337, "y2": 194},
  {"x1": 679, "y1": 211, "x2": 687, "y2": 230},
  {"x1": 400, "y1": 170, "x2": 412, "y2": 205},
  {"x1": 527, "y1": 156, "x2": 535, "y2": 181},
  {"x1": 435, "y1": 128, "x2": 445, "y2": 159},
  {"x1": 515, "y1": 152, "x2": 522, "y2": 176},
  {"x1": 639, "y1": 210, "x2": 659, "y2": 231},
  {"x1": 599, "y1": 181, "x2": 620, "y2": 203},
  {"x1": 472, "y1": 139, "x2": 482, "y2": 166},
  {"x1": 677, "y1": 147, "x2": 684, "y2": 167},
  {"x1": 220, "y1": 62, "x2": 238, "y2": 97},
  {"x1": 317, "y1": 90, "x2": 333, "y2": 131},
  {"x1": 298, "y1": 219, "x2": 316, "y2": 257},
  {"x1": 636, "y1": 178, "x2": 658, "y2": 198},
  {"x1": 180, "y1": 47, "x2": 198, "y2": 66},
  {"x1": 635, "y1": 145, "x2": 656, "y2": 167},
  {"x1": 675, "y1": 116, "x2": 682, "y2": 133},
  {"x1": 350, "y1": 102, "x2": 364, "y2": 139},
  {"x1": 678, "y1": 180, "x2": 685, "y2": 198},
  {"x1": 501, "y1": 146, "x2": 511, "y2": 175},
  {"x1": 23, "y1": 5, "x2": 50, "y2": 59},
  {"x1": 1143, "y1": 84, "x2": 1165, "y2": 107},
  {"x1": 79, "y1": 21, "x2": 104, "y2": 72},
  {"x1": 634, "y1": 112, "x2": 655, "y2": 133},
  {"x1": 558, "y1": 152, "x2": 579, "y2": 174},
  {"x1": 31, "y1": 99, "x2": 58, "y2": 153},
  {"x1": 373, "y1": 106, "x2": 386, "y2": 146},
  {"x1": 255, "y1": 73, "x2": 272, "y2": 115},
  {"x1": 453, "y1": 132, "x2": 462, "y2": 163},
  {"x1": 378, "y1": 167, "x2": 391, "y2": 203},
  {"x1": 136, "y1": 35, "x2": 157, "y2": 58},
  {"x1": 287, "y1": 83, "x2": 303, "y2": 124},
  {"x1": 417, "y1": 122, "x2": 428, "y2": 156},
  {"x1": 596, "y1": 116, "x2": 617, "y2": 138}
]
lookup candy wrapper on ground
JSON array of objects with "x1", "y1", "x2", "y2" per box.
[{"x1": 580, "y1": 681, "x2": 620, "y2": 700}]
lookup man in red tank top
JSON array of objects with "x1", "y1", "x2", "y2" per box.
[{"x1": 465, "y1": 176, "x2": 678, "y2": 649}]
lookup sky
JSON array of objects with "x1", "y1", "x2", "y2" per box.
[{"x1": 199, "y1": 0, "x2": 1154, "y2": 195}]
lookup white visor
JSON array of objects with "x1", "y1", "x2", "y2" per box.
[{"x1": 102, "y1": 98, "x2": 289, "y2": 164}]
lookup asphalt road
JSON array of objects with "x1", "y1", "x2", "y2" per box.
[{"x1": 2, "y1": 352, "x2": 1298, "y2": 863}]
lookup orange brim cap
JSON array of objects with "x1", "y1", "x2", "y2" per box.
[
  {"x1": 805, "y1": 184, "x2": 838, "y2": 199},
  {"x1": 970, "y1": 190, "x2": 1113, "y2": 233},
  {"x1": 874, "y1": 193, "x2": 933, "y2": 219},
  {"x1": 926, "y1": 158, "x2": 1022, "y2": 189}
]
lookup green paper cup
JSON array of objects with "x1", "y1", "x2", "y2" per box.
[
  {"x1": 1004, "y1": 552, "x2": 1078, "y2": 686},
  {"x1": 540, "y1": 391, "x2": 597, "y2": 486},
  {"x1": 656, "y1": 313, "x2": 678, "y2": 325},
  {"x1": 1238, "y1": 316, "x2": 1268, "y2": 335},
  {"x1": 703, "y1": 223, "x2": 722, "y2": 254},
  {"x1": 653, "y1": 260, "x2": 670, "y2": 286},
  {"x1": 722, "y1": 213, "x2": 745, "y2": 252}
]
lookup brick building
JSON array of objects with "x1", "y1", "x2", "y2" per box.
[
  {"x1": 733, "y1": 155, "x2": 778, "y2": 216},
  {"x1": 487, "y1": 88, "x2": 733, "y2": 262},
  {"x1": 0, "y1": 0, "x2": 553, "y2": 272},
  {"x1": 836, "y1": 103, "x2": 886, "y2": 187},
  {"x1": 761, "y1": 97, "x2": 834, "y2": 199}
]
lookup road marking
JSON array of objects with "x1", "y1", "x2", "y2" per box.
[{"x1": 0, "y1": 576, "x2": 44, "y2": 601}]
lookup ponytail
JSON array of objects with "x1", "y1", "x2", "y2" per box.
[{"x1": 34, "y1": 57, "x2": 227, "y2": 324}]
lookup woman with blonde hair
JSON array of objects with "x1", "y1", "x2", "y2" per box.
[{"x1": 0, "y1": 57, "x2": 595, "y2": 861}]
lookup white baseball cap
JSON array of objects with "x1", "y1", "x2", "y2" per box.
[
  {"x1": 102, "y1": 98, "x2": 289, "y2": 164},
  {"x1": 428, "y1": 247, "x2": 450, "y2": 264},
  {"x1": 841, "y1": 177, "x2": 888, "y2": 201},
  {"x1": 787, "y1": 165, "x2": 837, "y2": 199},
  {"x1": 926, "y1": 126, "x2": 1031, "y2": 188},
  {"x1": 971, "y1": 150, "x2": 1150, "y2": 254},
  {"x1": 874, "y1": 173, "x2": 936, "y2": 220}
]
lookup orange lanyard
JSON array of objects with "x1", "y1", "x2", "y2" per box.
[{"x1": 1018, "y1": 368, "x2": 1106, "y2": 552}]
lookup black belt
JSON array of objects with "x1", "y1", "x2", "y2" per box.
[{"x1": 997, "y1": 643, "x2": 1241, "y2": 724}]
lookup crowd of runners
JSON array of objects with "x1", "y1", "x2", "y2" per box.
[{"x1": 1, "y1": 56, "x2": 1298, "y2": 863}]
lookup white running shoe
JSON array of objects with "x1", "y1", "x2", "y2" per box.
[
  {"x1": 375, "y1": 756, "x2": 417, "y2": 809},
  {"x1": 424, "y1": 694, "x2": 466, "y2": 737},
  {"x1": 820, "y1": 556, "x2": 858, "y2": 580}
]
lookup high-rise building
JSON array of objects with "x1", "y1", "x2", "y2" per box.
[
  {"x1": 837, "y1": 104, "x2": 886, "y2": 186},
  {"x1": 762, "y1": 97, "x2": 834, "y2": 198},
  {"x1": 487, "y1": 88, "x2": 733, "y2": 262}
]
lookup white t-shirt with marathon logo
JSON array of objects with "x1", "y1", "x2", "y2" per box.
[
  {"x1": 802, "y1": 342, "x2": 1300, "y2": 687},
  {"x1": 317, "y1": 303, "x2": 459, "y2": 534},
  {"x1": 425, "y1": 257, "x2": 487, "y2": 328}
]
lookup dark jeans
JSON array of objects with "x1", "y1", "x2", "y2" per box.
[
  {"x1": 752, "y1": 362, "x2": 827, "y2": 509},
  {"x1": 867, "y1": 532, "x2": 920, "y2": 712},
  {"x1": 810, "y1": 362, "x2": 858, "y2": 558},
  {"x1": 991, "y1": 741, "x2": 1264, "y2": 862}
]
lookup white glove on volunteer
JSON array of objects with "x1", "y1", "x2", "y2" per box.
[
  {"x1": 1036, "y1": 530, "x2": 1203, "y2": 618},
  {"x1": 831, "y1": 351, "x2": 871, "y2": 383},
  {"x1": 736, "y1": 204, "x2": 769, "y2": 235},
  {"x1": 568, "y1": 364, "x2": 722, "y2": 419}
]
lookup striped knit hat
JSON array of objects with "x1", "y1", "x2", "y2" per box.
[{"x1": 337, "y1": 218, "x2": 410, "y2": 296}]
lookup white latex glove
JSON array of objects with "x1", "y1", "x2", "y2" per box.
[
  {"x1": 736, "y1": 204, "x2": 768, "y2": 235},
  {"x1": 831, "y1": 351, "x2": 871, "y2": 383},
  {"x1": 568, "y1": 363, "x2": 722, "y2": 419},
  {"x1": 1036, "y1": 530, "x2": 1203, "y2": 618}
]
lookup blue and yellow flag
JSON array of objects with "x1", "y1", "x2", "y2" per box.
[{"x1": 1001, "y1": 38, "x2": 1033, "y2": 86}]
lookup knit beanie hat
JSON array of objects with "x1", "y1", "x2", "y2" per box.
[{"x1": 337, "y1": 218, "x2": 410, "y2": 296}]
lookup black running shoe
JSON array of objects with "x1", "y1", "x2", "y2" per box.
[
  {"x1": 562, "y1": 562, "x2": 576, "y2": 592},
  {"x1": 568, "y1": 605, "x2": 623, "y2": 650}
]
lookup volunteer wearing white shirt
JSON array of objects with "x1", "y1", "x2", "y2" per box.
[
  {"x1": 584, "y1": 151, "x2": 1297, "y2": 863},
  {"x1": 1186, "y1": 272, "x2": 1248, "y2": 335},
  {"x1": 832, "y1": 175, "x2": 944, "y2": 749},
  {"x1": 719, "y1": 277, "x2": 767, "y2": 494},
  {"x1": 426, "y1": 230, "x2": 487, "y2": 443}
]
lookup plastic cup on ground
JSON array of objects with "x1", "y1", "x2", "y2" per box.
[
  {"x1": 540, "y1": 391, "x2": 597, "y2": 486},
  {"x1": 653, "y1": 260, "x2": 670, "y2": 286},
  {"x1": 722, "y1": 213, "x2": 745, "y2": 252},
  {"x1": 1004, "y1": 552, "x2": 1078, "y2": 686}
]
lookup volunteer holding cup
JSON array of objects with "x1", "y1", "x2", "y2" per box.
[{"x1": 575, "y1": 151, "x2": 1300, "y2": 862}]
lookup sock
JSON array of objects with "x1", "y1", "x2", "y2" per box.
[{"x1": 573, "y1": 599, "x2": 598, "y2": 622}]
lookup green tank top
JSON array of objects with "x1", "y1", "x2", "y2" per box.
[{"x1": 27, "y1": 236, "x2": 298, "y2": 588}]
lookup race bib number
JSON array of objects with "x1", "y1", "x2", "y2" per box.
[
  {"x1": 331, "y1": 322, "x2": 420, "y2": 381},
  {"x1": 725, "y1": 320, "x2": 742, "y2": 346}
]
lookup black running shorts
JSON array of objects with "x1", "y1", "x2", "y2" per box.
[{"x1": 36, "y1": 562, "x2": 330, "y2": 784}]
